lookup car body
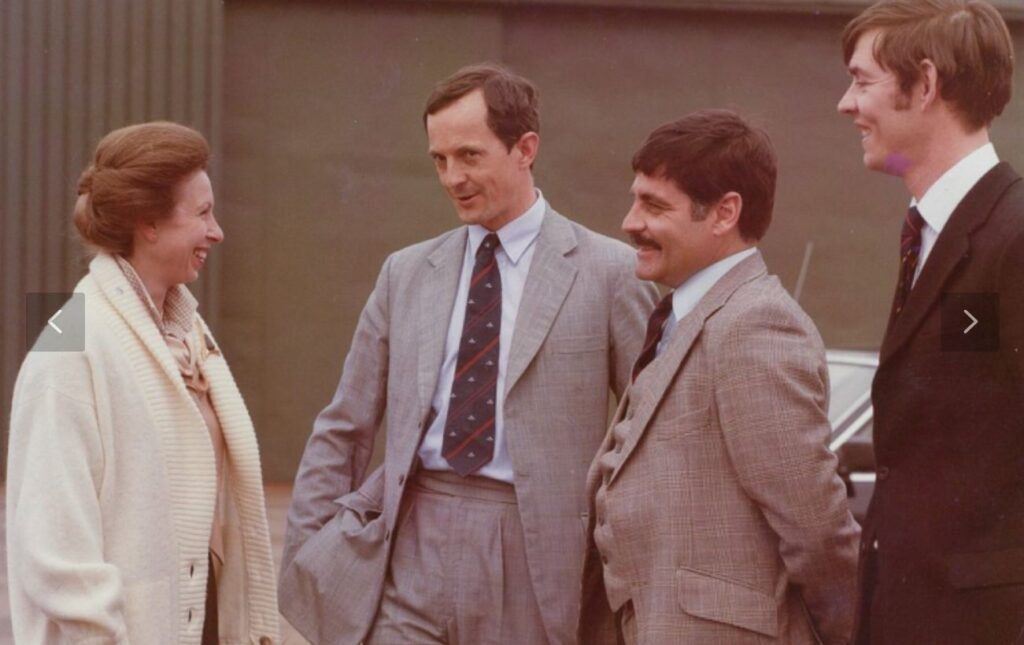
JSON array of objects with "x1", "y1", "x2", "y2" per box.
[{"x1": 826, "y1": 349, "x2": 878, "y2": 522}]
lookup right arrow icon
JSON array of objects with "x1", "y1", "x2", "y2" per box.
[{"x1": 963, "y1": 309, "x2": 978, "y2": 334}]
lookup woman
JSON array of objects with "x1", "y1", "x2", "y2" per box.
[{"x1": 6, "y1": 122, "x2": 279, "y2": 644}]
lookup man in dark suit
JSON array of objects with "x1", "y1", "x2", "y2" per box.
[{"x1": 837, "y1": 1, "x2": 1024, "y2": 642}]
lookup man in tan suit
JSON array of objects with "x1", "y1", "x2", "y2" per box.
[
  {"x1": 579, "y1": 110, "x2": 860, "y2": 644},
  {"x1": 279, "y1": 63, "x2": 657, "y2": 644}
]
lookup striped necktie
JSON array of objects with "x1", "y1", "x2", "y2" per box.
[
  {"x1": 891, "y1": 206, "x2": 925, "y2": 319},
  {"x1": 631, "y1": 292, "x2": 674, "y2": 382},
  {"x1": 443, "y1": 233, "x2": 502, "y2": 476}
]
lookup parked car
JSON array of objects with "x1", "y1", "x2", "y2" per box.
[{"x1": 826, "y1": 349, "x2": 878, "y2": 522}]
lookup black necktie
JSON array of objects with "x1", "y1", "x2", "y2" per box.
[
  {"x1": 891, "y1": 206, "x2": 925, "y2": 320},
  {"x1": 632, "y1": 292, "x2": 674, "y2": 382},
  {"x1": 443, "y1": 233, "x2": 502, "y2": 476}
]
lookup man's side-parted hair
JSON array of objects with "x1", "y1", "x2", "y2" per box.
[
  {"x1": 423, "y1": 62, "x2": 540, "y2": 151},
  {"x1": 842, "y1": 0, "x2": 1014, "y2": 131},
  {"x1": 632, "y1": 110, "x2": 777, "y2": 242}
]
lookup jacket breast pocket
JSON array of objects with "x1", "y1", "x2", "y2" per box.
[
  {"x1": 676, "y1": 567, "x2": 778, "y2": 638},
  {"x1": 549, "y1": 334, "x2": 605, "y2": 354},
  {"x1": 655, "y1": 408, "x2": 712, "y2": 441}
]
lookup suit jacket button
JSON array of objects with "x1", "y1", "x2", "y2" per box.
[{"x1": 877, "y1": 466, "x2": 890, "y2": 481}]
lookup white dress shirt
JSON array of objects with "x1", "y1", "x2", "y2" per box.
[
  {"x1": 657, "y1": 247, "x2": 758, "y2": 357},
  {"x1": 911, "y1": 143, "x2": 999, "y2": 285},
  {"x1": 418, "y1": 191, "x2": 547, "y2": 482}
]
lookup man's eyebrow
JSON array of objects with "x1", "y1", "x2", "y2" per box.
[{"x1": 636, "y1": 191, "x2": 671, "y2": 208}]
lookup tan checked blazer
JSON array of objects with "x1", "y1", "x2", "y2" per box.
[
  {"x1": 279, "y1": 206, "x2": 658, "y2": 645},
  {"x1": 579, "y1": 252, "x2": 860, "y2": 645}
]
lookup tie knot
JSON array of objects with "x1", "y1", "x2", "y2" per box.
[
  {"x1": 645, "y1": 292, "x2": 675, "y2": 340},
  {"x1": 903, "y1": 206, "x2": 925, "y2": 235},
  {"x1": 477, "y1": 233, "x2": 500, "y2": 259}
]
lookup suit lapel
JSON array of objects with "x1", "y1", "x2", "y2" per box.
[
  {"x1": 880, "y1": 163, "x2": 1018, "y2": 366},
  {"x1": 504, "y1": 208, "x2": 578, "y2": 395},
  {"x1": 609, "y1": 252, "x2": 767, "y2": 486},
  {"x1": 417, "y1": 230, "x2": 466, "y2": 418}
]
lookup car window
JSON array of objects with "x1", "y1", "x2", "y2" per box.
[{"x1": 827, "y1": 362, "x2": 874, "y2": 425}]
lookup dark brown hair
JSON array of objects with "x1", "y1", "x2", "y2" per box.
[
  {"x1": 842, "y1": 0, "x2": 1014, "y2": 130},
  {"x1": 73, "y1": 121, "x2": 210, "y2": 256},
  {"x1": 632, "y1": 110, "x2": 777, "y2": 242},
  {"x1": 423, "y1": 62, "x2": 539, "y2": 151}
]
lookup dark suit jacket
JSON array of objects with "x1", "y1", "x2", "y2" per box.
[{"x1": 856, "y1": 162, "x2": 1024, "y2": 644}]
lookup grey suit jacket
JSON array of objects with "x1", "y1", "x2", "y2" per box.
[
  {"x1": 579, "y1": 252, "x2": 860, "y2": 645},
  {"x1": 280, "y1": 206, "x2": 658, "y2": 644}
]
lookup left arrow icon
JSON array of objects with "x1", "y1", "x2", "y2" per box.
[{"x1": 48, "y1": 309, "x2": 63, "y2": 335}]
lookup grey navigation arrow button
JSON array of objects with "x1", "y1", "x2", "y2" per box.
[
  {"x1": 963, "y1": 309, "x2": 978, "y2": 334},
  {"x1": 48, "y1": 309, "x2": 64, "y2": 335}
]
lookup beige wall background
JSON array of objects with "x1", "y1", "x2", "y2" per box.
[{"x1": 3, "y1": 0, "x2": 1023, "y2": 481}]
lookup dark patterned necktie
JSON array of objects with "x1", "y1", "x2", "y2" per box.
[
  {"x1": 443, "y1": 233, "x2": 502, "y2": 476},
  {"x1": 891, "y1": 206, "x2": 926, "y2": 319},
  {"x1": 631, "y1": 292, "x2": 674, "y2": 382}
]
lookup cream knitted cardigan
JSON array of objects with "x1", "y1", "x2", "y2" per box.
[{"x1": 6, "y1": 254, "x2": 279, "y2": 644}]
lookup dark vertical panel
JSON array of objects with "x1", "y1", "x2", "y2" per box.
[
  {"x1": 24, "y1": 0, "x2": 45, "y2": 293},
  {"x1": 0, "y1": 0, "x2": 11, "y2": 456},
  {"x1": 1, "y1": 0, "x2": 27, "y2": 479},
  {"x1": 189, "y1": 0, "x2": 209, "y2": 129},
  {"x1": 149, "y1": 0, "x2": 169, "y2": 117},
  {"x1": 65, "y1": 0, "x2": 90, "y2": 287},
  {"x1": 87, "y1": 0, "x2": 107, "y2": 145},
  {"x1": 169, "y1": 0, "x2": 188, "y2": 122},
  {"x1": 108, "y1": 0, "x2": 130, "y2": 130},
  {"x1": 45, "y1": 0, "x2": 68, "y2": 291},
  {"x1": 199, "y1": 0, "x2": 225, "y2": 317},
  {"x1": 129, "y1": 0, "x2": 147, "y2": 122}
]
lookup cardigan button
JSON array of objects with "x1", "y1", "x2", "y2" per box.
[
  {"x1": 188, "y1": 608, "x2": 193, "y2": 622},
  {"x1": 189, "y1": 564, "x2": 195, "y2": 578}
]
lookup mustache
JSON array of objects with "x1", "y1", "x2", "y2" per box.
[{"x1": 629, "y1": 233, "x2": 660, "y2": 249}]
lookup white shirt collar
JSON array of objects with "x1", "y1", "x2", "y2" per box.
[
  {"x1": 671, "y1": 247, "x2": 758, "y2": 322},
  {"x1": 467, "y1": 189, "x2": 546, "y2": 265},
  {"x1": 913, "y1": 142, "x2": 999, "y2": 236}
]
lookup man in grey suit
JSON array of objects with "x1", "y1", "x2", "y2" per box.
[{"x1": 279, "y1": 63, "x2": 657, "y2": 644}]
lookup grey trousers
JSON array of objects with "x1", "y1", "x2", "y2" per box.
[{"x1": 366, "y1": 470, "x2": 548, "y2": 645}]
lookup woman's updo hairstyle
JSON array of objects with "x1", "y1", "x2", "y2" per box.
[{"x1": 73, "y1": 121, "x2": 210, "y2": 256}]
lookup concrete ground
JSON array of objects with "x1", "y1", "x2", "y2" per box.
[{"x1": 1, "y1": 484, "x2": 310, "y2": 644}]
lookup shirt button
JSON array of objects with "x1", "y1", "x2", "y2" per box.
[
  {"x1": 188, "y1": 608, "x2": 193, "y2": 622},
  {"x1": 598, "y1": 515, "x2": 606, "y2": 526},
  {"x1": 189, "y1": 564, "x2": 195, "y2": 578},
  {"x1": 398, "y1": 474, "x2": 405, "y2": 486},
  {"x1": 872, "y1": 539, "x2": 879, "y2": 551},
  {"x1": 385, "y1": 529, "x2": 391, "y2": 542},
  {"x1": 601, "y1": 555, "x2": 609, "y2": 565}
]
